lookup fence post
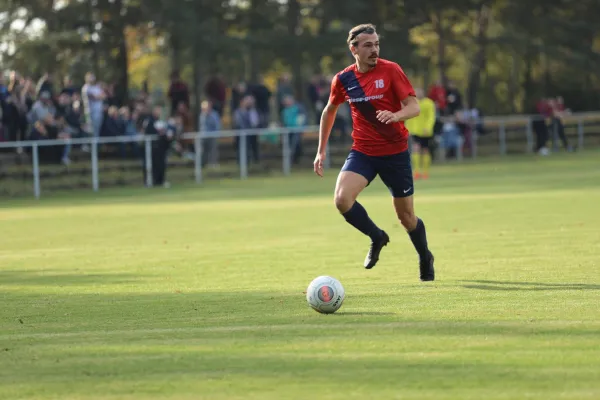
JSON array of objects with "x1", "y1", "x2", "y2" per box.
[
  {"x1": 282, "y1": 130, "x2": 291, "y2": 176},
  {"x1": 577, "y1": 118, "x2": 584, "y2": 151},
  {"x1": 499, "y1": 121, "x2": 507, "y2": 156},
  {"x1": 91, "y1": 137, "x2": 99, "y2": 192},
  {"x1": 194, "y1": 133, "x2": 203, "y2": 183},
  {"x1": 525, "y1": 117, "x2": 534, "y2": 153},
  {"x1": 32, "y1": 143, "x2": 41, "y2": 199},
  {"x1": 239, "y1": 134, "x2": 248, "y2": 180},
  {"x1": 144, "y1": 137, "x2": 153, "y2": 187}
]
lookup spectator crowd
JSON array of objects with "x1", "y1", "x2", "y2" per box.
[{"x1": 0, "y1": 69, "x2": 572, "y2": 187}]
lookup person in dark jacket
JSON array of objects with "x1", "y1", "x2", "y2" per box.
[{"x1": 142, "y1": 106, "x2": 174, "y2": 187}]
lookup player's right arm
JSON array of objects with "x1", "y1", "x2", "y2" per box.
[{"x1": 314, "y1": 75, "x2": 344, "y2": 177}]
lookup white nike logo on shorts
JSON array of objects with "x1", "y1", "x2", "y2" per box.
[{"x1": 403, "y1": 187, "x2": 412, "y2": 193}]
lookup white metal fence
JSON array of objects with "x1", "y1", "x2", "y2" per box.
[{"x1": 0, "y1": 112, "x2": 598, "y2": 199}]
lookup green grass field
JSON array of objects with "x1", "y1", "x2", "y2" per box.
[{"x1": 2, "y1": 151, "x2": 600, "y2": 399}]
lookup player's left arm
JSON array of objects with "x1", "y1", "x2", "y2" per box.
[
  {"x1": 376, "y1": 64, "x2": 420, "y2": 124},
  {"x1": 376, "y1": 96, "x2": 420, "y2": 125}
]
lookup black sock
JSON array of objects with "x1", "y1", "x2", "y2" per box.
[
  {"x1": 408, "y1": 218, "x2": 430, "y2": 259},
  {"x1": 342, "y1": 202, "x2": 382, "y2": 241}
]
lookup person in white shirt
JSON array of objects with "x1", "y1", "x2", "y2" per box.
[{"x1": 81, "y1": 72, "x2": 105, "y2": 138}]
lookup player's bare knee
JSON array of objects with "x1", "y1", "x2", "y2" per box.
[
  {"x1": 334, "y1": 191, "x2": 354, "y2": 213},
  {"x1": 397, "y1": 210, "x2": 417, "y2": 229}
]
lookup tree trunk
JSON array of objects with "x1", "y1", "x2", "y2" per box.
[
  {"x1": 466, "y1": 4, "x2": 490, "y2": 109},
  {"x1": 287, "y1": 0, "x2": 304, "y2": 103},
  {"x1": 86, "y1": 0, "x2": 100, "y2": 77},
  {"x1": 543, "y1": 54, "x2": 552, "y2": 97},
  {"x1": 508, "y1": 49, "x2": 519, "y2": 113},
  {"x1": 169, "y1": 29, "x2": 182, "y2": 75},
  {"x1": 248, "y1": 0, "x2": 260, "y2": 82},
  {"x1": 422, "y1": 60, "x2": 431, "y2": 93},
  {"x1": 193, "y1": 43, "x2": 202, "y2": 131},
  {"x1": 248, "y1": 44, "x2": 260, "y2": 83},
  {"x1": 115, "y1": 26, "x2": 129, "y2": 106},
  {"x1": 522, "y1": 47, "x2": 534, "y2": 111},
  {"x1": 432, "y1": 11, "x2": 448, "y2": 87}
]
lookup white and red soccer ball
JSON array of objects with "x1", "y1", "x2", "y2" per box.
[{"x1": 306, "y1": 276, "x2": 345, "y2": 314}]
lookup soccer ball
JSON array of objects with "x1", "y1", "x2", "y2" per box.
[{"x1": 306, "y1": 276, "x2": 345, "y2": 314}]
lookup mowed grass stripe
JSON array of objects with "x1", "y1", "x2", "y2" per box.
[
  {"x1": 2, "y1": 186, "x2": 599, "y2": 222},
  {"x1": 2, "y1": 319, "x2": 600, "y2": 340}
]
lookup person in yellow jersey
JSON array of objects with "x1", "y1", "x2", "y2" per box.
[{"x1": 405, "y1": 88, "x2": 436, "y2": 179}]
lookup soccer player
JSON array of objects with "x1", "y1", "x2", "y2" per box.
[
  {"x1": 313, "y1": 23, "x2": 435, "y2": 281},
  {"x1": 405, "y1": 88, "x2": 437, "y2": 179}
]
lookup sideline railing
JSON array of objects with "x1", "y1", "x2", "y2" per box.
[{"x1": 0, "y1": 112, "x2": 598, "y2": 199}]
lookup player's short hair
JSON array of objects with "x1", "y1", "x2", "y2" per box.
[{"x1": 347, "y1": 24, "x2": 377, "y2": 46}]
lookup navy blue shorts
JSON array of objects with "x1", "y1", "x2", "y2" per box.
[
  {"x1": 412, "y1": 135, "x2": 432, "y2": 149},
  {"x1": 341, "y1": 149, "x2": 414, "y2": 198}
]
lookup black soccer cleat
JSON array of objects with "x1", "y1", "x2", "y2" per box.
[
  {"x1": 420, "y1": 251, "x2": 435, "y2": 281},
  {"x1": 364, "y1": 230, "x2": 390, "y2": 269}
]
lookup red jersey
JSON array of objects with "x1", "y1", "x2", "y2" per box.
[
  {"x1": 427, "y1": 84, "x2": 447, "y2": 111},
  {"x1": 536, "y1": 100, "x2": 552, "y2": 118},
  {"x1": 329, "y1": 58, "x2": 416, "y2": 156}
]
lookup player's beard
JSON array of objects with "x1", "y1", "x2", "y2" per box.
[{"x1": 367, "y1": 53, "x2": 378, "y2": 67}]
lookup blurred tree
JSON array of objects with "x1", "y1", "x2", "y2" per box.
[{"x1": 1, "y1": 0, "x2": 599, "y2": 113}]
